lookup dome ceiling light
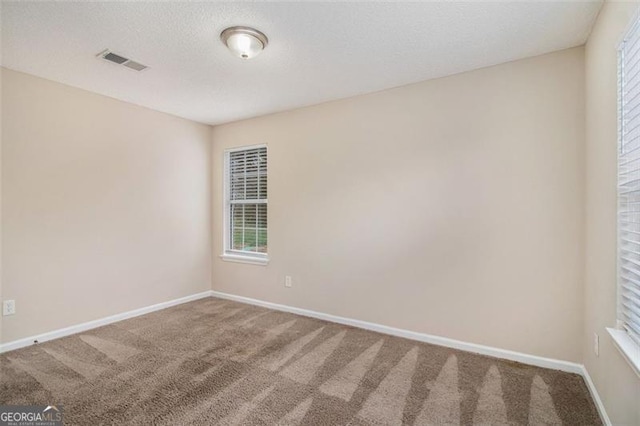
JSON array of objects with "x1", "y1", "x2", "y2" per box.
[{"x1": 220, "y1": 26, "x2": 268, "y2": 60}]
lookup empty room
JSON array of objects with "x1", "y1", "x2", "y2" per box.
[{"x1": 1, "y1": 1, "x2": 639, "y2": 425}]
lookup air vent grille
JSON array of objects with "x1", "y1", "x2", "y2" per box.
[
  {"x1": 123, "y1": 60, "x2": 147, "y2": 71},
  {"x1": 103, "y1": 52, "x2": 128, "y2": 64},
  {"x1": 97, "y1": 50, "x2": 148, "y2": 72}
]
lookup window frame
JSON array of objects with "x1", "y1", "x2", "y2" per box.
[{"x1": 221, "y1": 144, "x2": 269, "y2": 266}]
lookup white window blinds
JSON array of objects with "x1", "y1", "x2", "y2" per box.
[
  {"x1": 618, "y1": 20, "x2": 640, "y2": 346},
  {"x1": 226, "y1": 146, "x2": 267, "y2": 256}
]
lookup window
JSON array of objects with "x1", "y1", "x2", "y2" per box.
[
  {"x1": 222, "y1": 145, "x2": 268, "y2": 264},
  {"x1": 614, "y1": 15, "x2": 640, "y2": 376}
]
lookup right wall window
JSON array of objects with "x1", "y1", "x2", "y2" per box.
[{"x1": 618, "y1": 17, "x2": 640, "y2": 347}]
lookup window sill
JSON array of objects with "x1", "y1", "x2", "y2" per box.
[
  {"x1": 607, "y1": 327, "x2": 640, "y2": 378},
  {"x1": 219, "y1": 253, "x2": 269, "y2": 266}
]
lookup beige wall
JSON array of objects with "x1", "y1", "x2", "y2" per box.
[
  {"x1": 212, "y1": 47, "x2": 586, "y2": 363},
  {"x1": 585, "y1": 2, "x2": 640, "y2": 425},
  {"x1": 1, "y1": 68, "x2": 212, "y2": 343}
]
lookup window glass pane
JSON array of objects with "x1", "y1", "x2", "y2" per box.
[
  {"x1": 257, "y1": 203, "x2": 267, "y2": 229},
  {"x1": 245, "y1": 205, "x2": 257, "y2": 251},
  {"x1": 257, "y1": 203, "x2": 267, "y2": 252},
  {"x1": 257, "y1": 229, "x2": 267, "y2": 253},
  {"x1": 229, "y1": 147, "x2": 268, "y2": 201},
  {"x1": 231, "y1": 204, "x2": 245, "y2": 250}
]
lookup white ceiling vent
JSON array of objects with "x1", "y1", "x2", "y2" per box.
[{"x1": 97, "y1": 49, "x2": 148, "y2": 71}]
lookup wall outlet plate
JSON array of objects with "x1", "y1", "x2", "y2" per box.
[
  {"x1": 594, "y1": 332, "x2": 599, "y2": 357},
  {"x1": 3, "y1": 300, "x2": 16, "y2": 316},
  {"x1": 285, "y1": 276, "x2": 292, "y2": 288}
]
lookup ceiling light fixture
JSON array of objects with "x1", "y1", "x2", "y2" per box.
[{"x1": 220, "y1": 26, "x2": 268, "y2": 59}]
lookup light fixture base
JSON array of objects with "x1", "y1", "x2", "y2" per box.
[{"x1": 220, "y1": 26, "x2": 268, "y2": 59}]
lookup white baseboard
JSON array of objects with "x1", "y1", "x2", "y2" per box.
[
  {"x1": 0, "y1": 287, "x2": 610, "y2": 425},
  {"x1": 0, "y1": 290, "x2": 214, "y2": 354},
  {"x1": 212, "y1": 291, "x2": 612, "y2": 423},
  {"x1": 580, "y1": 365, "x2": 612, "y2": 426},
  {"x1": 211, "y1": 290, "x2": 583, "y2": 374}
]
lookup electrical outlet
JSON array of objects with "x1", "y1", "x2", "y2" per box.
[
  {"x1": 594, "y1": 333, "x2": 599, "y2": 357},
  {"x1": 3, "y1": 300, "x2": 16, "y2": 316},
  {"x1": 285, "y1": 276, "x2": 292, "y2": 288}
]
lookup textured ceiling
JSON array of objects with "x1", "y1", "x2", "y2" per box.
[{"x1": 1, "y1": 1, "x2": 602, "y2": 125}]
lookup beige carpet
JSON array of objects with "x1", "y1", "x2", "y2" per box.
[{"x1": 1, "y1": 297, "x2": 601, "y2": 425}]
